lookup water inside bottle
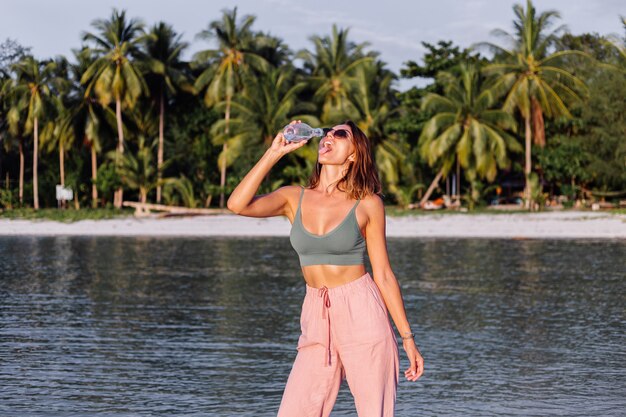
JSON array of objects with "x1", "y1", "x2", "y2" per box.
[{"x1": 283, "y1": 123, "x2": 323, "y2": 142}]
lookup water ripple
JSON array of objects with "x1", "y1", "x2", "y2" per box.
[{"x1": 0, "y1": 237, "x2": 624, "y2": 416}]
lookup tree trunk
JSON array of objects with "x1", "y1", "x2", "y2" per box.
[
  {"x1": 33, "y1": 117, "x2": 39, "y2": 210},
  {"x1": 156, "y1": 91, "x2": 165, "y2": 204},
  {"x1": 59, "y1": 143, "x2": 65, "y2": 187},
  {"x1": 91, "y1": 144, "x2": 98, "y2": 208},
  {"x1": 531, "y1": 98, "x2": 545, "y2": 147},
  {"x1": 140, "y1": 187, "x2": 147, "y2": 204},
  {"x1": 219, "y1": 142, "x2": 228, "y2": 208},
  {"x1": 219, "y1": 94, "x2": 231, "y2": 209},
  {"x1": 18, "y1": 136, "x2": 24, "y2": 206},
  {"x1": 524, "y1": 114, "x2": 532, "y2": 210},
  {"x1": 419, "y1": 168, "x2": 444, "y2": 207},
  {"x1": 59, "y1": 142, "x2": 65, "y2": 209},
  {"x1": 456, "y1": 157, "x2": 460, "y2": 202},
  {"x1": 115, "y1": 96, "x2": 125, "y2": 209}
]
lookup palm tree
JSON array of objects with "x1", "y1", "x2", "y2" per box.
[
  {"x1": 193, "y1": 7, "x2": 269, "y2": 208},
  {"x1": 350, "y1": 60, "x2": 396, "y2": 143},
  {"x1": 0, "y1": 79, "x2": 7, "y2": 185},
  {"x1": 210, "y1": 66, "x2": 313, "y2": 185},
  {"x1": 2, "y1": 79, "x2": 27, "y2": 205},
  {"x1": 252, "y1": 32, "x2": 292, "y2": 68},
  {"x1": 9, "y1": 56, "x2": 60, "y2": 209},
  {"x1": 113, "y1": 135, "x2": 158, "y2": 204},
  {"x1": 120, "y1": 97, "x2": 162, "y2": 204},
  {"x1": 70, "y1": 48, "x2": 116, "y2": 208},
  {"x1": 299, "y1": 25, "x2": 375, "y2": 124},
  {"x1": 162, "y1": 175, "x2": 199, "y2": 208},
  {"x1": 81, "y1": 8, "x2": 149, "y2": 208},
  {"x1": 348, "y1": 60, "x2": 409, "y2": 199},
  {"x1": 143, "y1": 22, "x2": 191, "y2": 204},
  {"x1": 46, "y1": 98, "x2": 74, "y2": 205},
  {"x1": 481, "y1": 0, "x2": 588, "y2": 208},
  {"x1": 83, "y1": 111, "x2": 110, "y2": 208},
  {"x1": 349, "y1": 60, "x2": 418, "y2": 204},
  {"x1": 40, "y1": 57, "x2": 74, "y2": 207},
  {"x1": 418, "y1": 62, "x2": 522, "y2": 207}
]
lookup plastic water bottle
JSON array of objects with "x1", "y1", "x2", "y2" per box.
[{"x1": 283, "y1": 123, "x2": 324, "y2": 142}]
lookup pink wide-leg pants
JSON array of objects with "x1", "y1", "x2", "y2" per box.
[{"x1": 277, "y1": 272, "x2": 399, "y2": 417}]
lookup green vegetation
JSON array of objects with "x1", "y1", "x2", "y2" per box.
[
  {"x1": 481, "y1": 1, "x2": 591, "y2": 209},
  {"x1": 418, "y1": 62, "x2": 523, "y2": 209},
  {"x1": 0, "y1": 207, "x2": 132, "y2": 222},
  {"x1": 0, "y1": 1, "x2": 624, "y2": 214}
]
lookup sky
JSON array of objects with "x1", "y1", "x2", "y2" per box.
[{"x1": 1, "y1": 0, "x2": 624, "y2": 90}]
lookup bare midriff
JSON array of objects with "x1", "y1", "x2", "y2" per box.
[{"x1": 302, "y1": 264, "x2": 367, "y2": 289}]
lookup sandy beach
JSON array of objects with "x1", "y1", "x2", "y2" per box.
[{"x1": 0, "y1": 211, "x2": 624, "y2": 238}]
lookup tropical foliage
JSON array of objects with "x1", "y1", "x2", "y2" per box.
[
  {"x1": 418, "y1": 62, "x2": 523, "y2": 206},
  {"x1": 480, "y1": 0, "x2": 591, "y2": 207},
  {"x1": 0, "y1": 1, "x2": 624, "y2": 212}
]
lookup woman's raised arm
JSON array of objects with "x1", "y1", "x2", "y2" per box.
[{"x1": 226, "y1": 122, "x2": 308, "y2": 218}]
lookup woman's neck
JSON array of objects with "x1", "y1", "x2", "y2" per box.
[{"x1": 317, "y1": 164, "x2": 350, "y2": 197}]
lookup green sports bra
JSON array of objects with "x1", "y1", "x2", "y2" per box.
[{"x1": 289, "y1": 186, "x2": 366, "y2": 267}]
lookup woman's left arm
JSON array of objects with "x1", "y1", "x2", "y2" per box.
[{"x1": 364, "y1": 195, "x2": 424, "y2": 382}]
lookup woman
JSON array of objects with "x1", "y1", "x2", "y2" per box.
[{"x1": 227, "y1": 120, "x2": 424, "y2": 417}]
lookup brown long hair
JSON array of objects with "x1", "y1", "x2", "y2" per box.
[{"x1": 306, "y1": 120, "x2": 383, "y2": 200}]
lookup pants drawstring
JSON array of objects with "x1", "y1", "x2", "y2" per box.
[{"x1": 319, "y1": 286, "x2": 331, "y2": 367}]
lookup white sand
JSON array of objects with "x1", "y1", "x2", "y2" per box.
[{"x1": 0, "y1": 211, "x2": 624, "y2": 238}]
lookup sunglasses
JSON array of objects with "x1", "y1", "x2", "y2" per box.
[{"x1": 322, "y1": 128, "x2": 351, "y2": 139}]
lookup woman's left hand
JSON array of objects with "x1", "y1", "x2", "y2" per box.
[{"x1": 402, "y1": 338, "x2": 423, "y2": 381}]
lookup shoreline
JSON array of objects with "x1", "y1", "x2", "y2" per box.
[{"x1": 1, "y1": 211, "x2": 624, "y2": 239}]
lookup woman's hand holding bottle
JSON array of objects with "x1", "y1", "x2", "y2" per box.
[
  {"x1": 268, "y1": 120, "x2": 309, "y2": 158},
  {"x1": 228, "y1": 120, "x2": 308, "y2": 213}
]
